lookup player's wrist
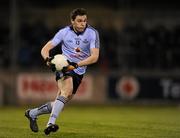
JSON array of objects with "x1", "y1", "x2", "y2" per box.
[
  {"x1": 44, "y1": 57, "x2": 49, "y2": 63},
  {"x1": 76, "y1": 62, "x2": 80, "y2": 67}
]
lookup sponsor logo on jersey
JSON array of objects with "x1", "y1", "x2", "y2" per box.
[{"x1": 67, "y1": 40, "x2": 73, "y2": 43}]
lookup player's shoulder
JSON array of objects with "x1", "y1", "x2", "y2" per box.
[
  {"x1": 86, "y1": 25, "x2": 99, "y2": 34},
  {"x1": 54, "y1": 26, "x2": 71, "y2": 36},
  {"x1": 57, "y1": 26, "x2": 70, "y2": 32},
  {"x1": 86, "y1": 25, "x2": 99, "y2": 39}
]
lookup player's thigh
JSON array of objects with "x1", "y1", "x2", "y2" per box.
[{"x1": 57, "y1": 76, "x2": 73, "y2": 98}]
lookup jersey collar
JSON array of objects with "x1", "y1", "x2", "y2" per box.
[{"x1": 69, "y1": 25, "x2": 87, "y2": 36}]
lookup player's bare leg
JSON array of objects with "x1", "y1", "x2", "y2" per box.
[{"x1": 44, "y1": 76, "x2": 73, "y2": 135}]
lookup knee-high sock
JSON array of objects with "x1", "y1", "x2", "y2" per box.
[
  {"x1": 29, "y1": 102, "x2": 52, "y2": 119},
  {"x1": 47, "y1": 96, "x2": 67, "y2": 126}
]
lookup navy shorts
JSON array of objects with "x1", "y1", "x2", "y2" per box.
[{"x1": 55, "y1": 71, "x2": 83, "y2": 94}]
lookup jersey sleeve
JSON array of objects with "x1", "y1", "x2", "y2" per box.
[
  {"x1": 90, "y1": 30, "x2": 100, "y2": 49},
  {"x1": 51, "y1": 28, "x2": 65, "y2": 47}
]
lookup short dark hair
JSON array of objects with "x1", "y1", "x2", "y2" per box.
[{"x1": 70, "y1": 8, "x2": 87, "y2": 21}]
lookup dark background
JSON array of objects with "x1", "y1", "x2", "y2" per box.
[
  {"x1": 1, "y1": 0, "x2": 180, "y2": 73},
  {"x1": 1, "y1": 0, "x2": 180, "y2": 105}
]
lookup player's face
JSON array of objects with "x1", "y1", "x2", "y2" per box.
[{"x1": 71, "y1": 15, "x2": 87, "y2": 32}]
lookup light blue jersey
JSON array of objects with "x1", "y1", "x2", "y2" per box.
[{"x1": 51, "y1": 25, "x2": 100, "y2": 75}]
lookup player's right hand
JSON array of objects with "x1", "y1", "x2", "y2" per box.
[
  {"x1": 45, "y1": 57, "x2": 56, "y2": 72},
  {"x1": 45, "y1": 57, "x2": 53, "y2": 66}
]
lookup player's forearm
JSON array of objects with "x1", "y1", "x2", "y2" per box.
[
  {"x1": 41, "y1": 41, "x2": 54, "y2": 60},
  {"x1": 78, "y1": 55, "x2": 98, "y2": 67},
  {"x1": 78, "y1": 48, "x2": 99, "y2": 67}
]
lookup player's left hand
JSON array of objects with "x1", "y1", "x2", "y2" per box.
[
  {"x1": 61, "y1": 60, "x2": 78, "y2": 74},
  {"x1": 67, "y1": 60, "x2": 78, "y2": 69}
]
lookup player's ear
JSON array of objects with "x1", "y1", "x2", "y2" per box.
[{"x1": 71, "y1": 19, "x2": 74, "y2": 25}]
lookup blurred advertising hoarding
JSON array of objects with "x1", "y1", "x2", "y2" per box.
[
  {"x1": 108, "y1": 75, "x2": 180, "y2": 101},
  {"x1": 17, "y1": 73, "x2": 57, "y2": 104},
  {"x1": 17, "y1": 73, "x2": 95, "y2": 104}
]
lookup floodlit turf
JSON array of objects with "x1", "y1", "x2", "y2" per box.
[{"x1": 0, "y1": 105, "x2": 180, "y2": 138}]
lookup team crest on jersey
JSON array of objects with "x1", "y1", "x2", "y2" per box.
[{"x1": 83, "y1": 39, "x2": 89, "y2": 44}]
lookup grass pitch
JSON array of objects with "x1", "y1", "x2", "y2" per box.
[{"x1": 0, "y1": 105, "x2": 180, "y2": 138}]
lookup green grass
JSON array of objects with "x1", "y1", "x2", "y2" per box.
[{"x1": 0, "y1": 105, "x2": 180, "y2": 138}]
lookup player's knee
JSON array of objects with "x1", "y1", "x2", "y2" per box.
[{"x1": 60, "y1": 91, "x2": 73, "y2": 99}]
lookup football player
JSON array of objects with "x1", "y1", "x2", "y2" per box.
[{"x1": 25, "y1": 8, "x2": 100, "y2": 135}]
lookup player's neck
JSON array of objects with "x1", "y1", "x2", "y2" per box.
[
  {"x1": 73, "y1": 26, "x2": 79, "y2": 33},
  {"x1": 70, "y1": 25, "x2": 87, "y2": 36}
]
